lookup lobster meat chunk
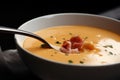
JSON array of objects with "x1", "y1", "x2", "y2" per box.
[{"x1": 60, "y1": 36, "x2": 83, "y2": 53}]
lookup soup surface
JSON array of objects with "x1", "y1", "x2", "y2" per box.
[{"x1": 23, "y1": 25, "x2": 120, "y2": 65}]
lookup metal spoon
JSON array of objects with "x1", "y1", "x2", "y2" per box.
[{"x1": 0, "y1": 27, "x2": 60, "y2": 50}]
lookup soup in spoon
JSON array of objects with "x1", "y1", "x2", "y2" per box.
[{"x1": 23, "y1": 25, "x2": 120, "y2": 65}]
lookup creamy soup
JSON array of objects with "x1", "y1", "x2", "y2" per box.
[{"x1": 23, "y1": 26, "x2": 120, "y2": 65}]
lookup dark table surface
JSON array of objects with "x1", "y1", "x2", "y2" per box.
[{"x1": 0, "y1": 1, "x2": 120, "y2": 80}]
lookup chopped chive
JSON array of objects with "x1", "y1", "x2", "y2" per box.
[
  {"x1": 109, "y1": 52, "x2": 113, "y2": 55},
  {"x1": 54, "y1": 51, "x2": 57, "y2": 54},
  {"x1": 103, "y1": 45, "x2": 113, "y2": 48},
  {"x1": 83, "y1": 36, "x2": 88, "y2": 41},
  {"x1": 55, "y1": 41, "x2": 61, "y2": 44},
  {"x1": 51, "y1": 55, "x2": 54, "y2": 56},
  {"x1": 69, "y1": 33, "x2": 72, "y2": 35},
  {"x1": 62, "y1": 38, "x2": 66, "y2": 40},
  {"x1": 105, "y1": 49, "x2": 107, "y2": 52},
  {"x1": 68, "y1": 60, "x2": 73, "y2": 63},
  {"x1": 50, "y1": 36, "x2": 53, "y2": 38},
  {"x1": 80, "y1": 61, "x2": 84, "y2": 64},
  {"x1": 84, "y1": 36, "x2": 88, "y2": 40}
]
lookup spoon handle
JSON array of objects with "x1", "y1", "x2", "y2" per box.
[{"x1": 0, "y1": 27, "x2": 50, "y2": 46}]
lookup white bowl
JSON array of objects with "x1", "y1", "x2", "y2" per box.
[{"x1": 15, "y1": 13, "x2": 120, "y2": 80}]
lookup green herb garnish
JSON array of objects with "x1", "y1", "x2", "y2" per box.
[
  {"x1": 84, "y1": 36, "x2": 88, "y2": 40},
  {"x1": 54, "y1": 52, "x2": 57, "y2": 54},
  {"x1": 83, "y1": 36, "x2": 88, "y2": 41},
  {"x1": 50, "y1": 36, "x2": 53, "y2": 38},
  {"x1": 103, "y1": 45, "x2": 113, "y2": 48},
  {"x1": 109, "y1": 52, "x2": 113, "y2": 55},
  {"x1": 62, "y1": 38, "x2": 66, "y2": 40},
  {"x1": 105, "y1": 49, "x2": 107, "y2": 52},
  {"x1": 68, "y1": 60, "x2": 73, "y2": 63},
  {"x1": 80, "y1": 61, "x2": 84, "y2": 64},
  {"x1": 69, "y1": 33, "x2": 72, "y2": 35},
  {"x1": 55, "y1": 41, "x2": 61, "y2": 44},
  {"x1": 51, "y1": 55, "x2": 54, "y2": 56}
]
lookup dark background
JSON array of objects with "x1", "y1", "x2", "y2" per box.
[
  {"x1": 0, "y1": 1, "x2": 120, "y2": 50},
  {"x1": 0, "y1": 1, "x2": 120, "y2": 80}
]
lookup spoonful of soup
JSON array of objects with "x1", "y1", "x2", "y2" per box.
[{"x1": 0, "y1": 27, "x2": 60, "y2": 50}]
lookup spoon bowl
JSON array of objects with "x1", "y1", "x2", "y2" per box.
[{"x1": 0, "y1": 27, "x2": 60, "y2": 50}]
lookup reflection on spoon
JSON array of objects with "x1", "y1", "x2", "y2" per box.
[{"x1": 0, "y1": 27, "x2": 60, "y2": 50}]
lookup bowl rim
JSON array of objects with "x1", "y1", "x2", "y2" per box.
[
  {"x1": 15, "y1": 13, "x2": 120, "y2": 67},
  {"x1": 18, "y1": 13, "x2": 120, "y2": 28}
]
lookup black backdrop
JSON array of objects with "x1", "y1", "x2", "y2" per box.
[
  {"x1": 0, "y1": 1, "x2": 120, "y2": 80},
  {"x1": 0, "y1": 1, "x2": 119, "y2": 28},
  {"x1": 0, "y1": 0, "x2": 119, "y2": 50}
]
